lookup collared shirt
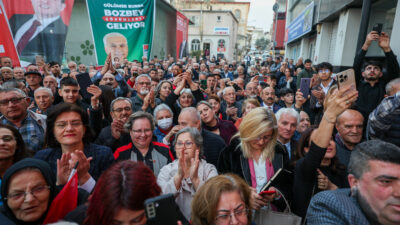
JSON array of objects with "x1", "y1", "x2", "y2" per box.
[
  {"x1": 1, "y1": 111, "x2": 46, "y2": 152},
  {"x1": 14, "y1": 16, "x2": 59, "y2": 44}
]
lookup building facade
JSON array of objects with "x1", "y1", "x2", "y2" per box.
[
  {"x1": 173, "y1": 0, "x2": 250, "y2": 58},
  {"x1": 183, "y1": 9, "x2": 238, "y2": 61},
  {"x1": 271, "y1": 0, "x2": 287, "y2": 56},
  {"x1": 285, "y1": 0, "x2": 399, "y2": 71}
]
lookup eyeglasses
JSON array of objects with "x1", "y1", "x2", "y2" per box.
[
  {"x1": 113, "y1": 107, "x2": 132, "y2": 113},
  {"x1": 5, "y1": 185, "x2": 50, "y2": 201},
  {"x1": 215, "y1": 207, "x2": 249, "y2": 225},
  {"x1": 137, "y1": 82, "x2": 151, "y2": 86},
  {"x1": 175, "y1": 141, "x2": 194, "y2": 149},
  {"x1": 0, "y1": 97, "x2": 25, "y2": 106},
  {"x1": 0, "y1": 135, "x2": 15, "y2": 142},
  {"x1": 318, "y1": 69, "x2": 330, "y2": 73},
  {"x1": 254, "y1": 134, "x2": 273, "y2": 142},
  {"x1": 131, "y1": 129, "x2": 152, "y2": 134},
  {"x1": 55, "y1": 120, "x2": 83, "y2": 129}
]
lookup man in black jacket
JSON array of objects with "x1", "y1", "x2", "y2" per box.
[{"x1": 353, "y1": 31, "x2": 399, "y2": 121}]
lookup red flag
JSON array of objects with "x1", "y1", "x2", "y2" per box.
[
  {"x1": 43, "y1": 172, "x2": 78, "y2": 224},
  {"x1": 60, "y1": 0, "x2": 75, "y2": 26}
]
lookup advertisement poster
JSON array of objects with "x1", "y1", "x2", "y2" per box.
[
  {"x1": 176, "y1": 11, "x2": 188, "y2": 59},
  {"x1": 86, "y1": 0, "x2": 155, "y2": 64},
  {"x1": 3, "y1": 0, "x2": 74, "y2": 66}
]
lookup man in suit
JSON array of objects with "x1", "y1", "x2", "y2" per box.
[
  {"x1": 222, "y1": 64, "x2": 233, "y2": 80},
  {"x1": 275, "y1": 108, "x2": 299, "y2": 163},
  {"x1": 260, "y1": 86, "x2": 281, "y2": 113},
  {"x1": 307, "y1": 140, "x2": 400, "y2": 225},
  {"x1": 9, "y1": 0, "x2": 68, "y2": 64}
]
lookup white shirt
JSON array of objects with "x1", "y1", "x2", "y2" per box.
[
  {"x1": 254, "y1": 159, "x2": 267, "y2": 193},
  {"x1": 14, "y1": 15, "x2": 59, "y2": 45}
]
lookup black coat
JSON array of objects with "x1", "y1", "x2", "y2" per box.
[{"x1": 217, "y1": 138, "x2": 292, "y2": 210}]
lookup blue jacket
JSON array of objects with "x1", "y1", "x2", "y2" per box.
[
  {"x1": 34, "y1": 143, "x2": 114, "y2": 181},
  {"x1": 306, "y1": 188, "x2": 371, "y2": 225}
]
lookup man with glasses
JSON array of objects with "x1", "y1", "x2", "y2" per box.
[
  {"x1": 353, "y1": 30, "x2": 399, "y2": 121},
  {"x1": 310, "y1": 62, "x2": 336, "y2": 124},
  {"x1": 0, "y1": 88, "x2": 46, "y2": 151},
  {"x1": 113, "y1": 111, "x2": 173, "y2": 176},
  {"x1": 95, "y1": 97, "x2": 133, "y2": 151},
  {"x1": 130, "y1": 74, "x2": 161, "y2": 114}
]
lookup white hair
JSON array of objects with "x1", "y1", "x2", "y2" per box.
[
  {"x1": 103, "y1": 32, "x2": 127, "y2": 47},
  {"x1": 135, "y1": 74, "x2": 151, "y2": 84},
  {"x1": 34, "y1": 87, "x2": 53, "y2": 97},
  {"x1": 222, "y1": 86, "x2": 235, "y2": 95},
  {"x1": 275, "y1": 108, "x2": 300, "y2": 124},
  {"x1": 180, "y1": 107, "x2": 201, "y2": 122},
  {"x1": 153, "y1": 103, "x2": 174, "y2": 118}
]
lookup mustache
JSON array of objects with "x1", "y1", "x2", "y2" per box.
[{"x1": 267, "y1": 97, "x2": 274, "y2": 100}]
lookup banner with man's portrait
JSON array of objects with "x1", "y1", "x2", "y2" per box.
[
  {"x1": 86, "y1": 0, "x2": 155, "y2": 63},
  {"x1": 3, "y1": 0, "x2": 75, "y2": 66}
]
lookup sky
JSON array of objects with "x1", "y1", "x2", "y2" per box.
[{"x1": 237, "y1": 0, "x2": 275, "y2": 32}]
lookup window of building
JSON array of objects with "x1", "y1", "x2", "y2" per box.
[
  {"x1": 217, "y1": 16, "x2": 221, "y2": 22},
  {"x1": 191, "y1": 39, "x2": 200, "y2": 51},
  {"x1": 218, "y1": 39, "x2": 225, "y2": 48},
  {"x1": 234, "y1": 9, "x2": 241, "y2": 20},
  {"x1": 189, "y1": 16, "x2": 199, "y2": 26}
]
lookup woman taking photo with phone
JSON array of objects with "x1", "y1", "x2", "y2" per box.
[{"x1": 292, "y1": 86, "x2": 357, "y2": 218}]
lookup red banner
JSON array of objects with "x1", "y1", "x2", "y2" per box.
[
  {"x1": 176, "y1": 11, "x2": 188, "y2": 59},
  {"x1": 3, "y1": 0, "x2": 75, "y2": 65},
  {"x1": 0, "y1": 0, "x2": 20, "y2": 67}
]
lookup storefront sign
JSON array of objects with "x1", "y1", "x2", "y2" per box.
[
  {"x1": 286, "y1": 1, "x2": 314, "y2": 44},
  {"x1": 214, "y1": 27, "x2": 229, "y2": 35}
]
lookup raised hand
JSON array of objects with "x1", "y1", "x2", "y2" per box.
[
  {"x1": 111, "y1": 119, "x2": 125, "y2": 139},
  {"x1": 87, "y1": 84, "x2": 102, "y2": 109},
  {"x1": 70, "y1": 150, "x2": 93, "y2": 185},
  {"x1": 317, "y1": 169, "x2": 337, "y2": 190},
  {"x1": 295, "y1": 89, "x2": 307, "y2": 108},
  {"x1": 378, "y1": 32, "x2": 391, "y2": 52},
  {"x1": 100, "y1": 53, "x2": 111, "y2": 75},
  {"x1": 324, "y1": 85, "x2": 358, "y2": 119},
  {"x1": 57, "y1": 153, "x2": 72, "y2": 185}
]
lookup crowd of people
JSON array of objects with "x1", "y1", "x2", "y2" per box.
[{"x1": 0, "y1": 30, "x2": 399, "y2": 225}]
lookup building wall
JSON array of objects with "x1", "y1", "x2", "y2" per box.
[{"x1": 184, "y1": 10, "x2": 238, "y2": 61}]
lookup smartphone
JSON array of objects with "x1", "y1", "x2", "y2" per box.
[
  {"x1": 75, "y1": 73, "x2": 93, "y2": 100},
  {"x1": 233, "y1": 83, "x2": 241, "y2": 91},
  {"x1": 200, "y1": 80, "x2": 207, "y2": 90},
  {"x1": 145, "y1": 194, "x2": 179, "y2": 225},
  {"x1": 336, "y1": 69, "x2": 356, "y2": 95},
  {"x1": 300, "y1": 78, "x2": 311, "y2": 98},
  {"x1": 372, "y1": 23, "x2": 383, "y2": 35},
  {"x1": 260, "y1": 190, "x2": 276, "y2": 196}
]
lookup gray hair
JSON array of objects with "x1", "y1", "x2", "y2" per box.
[
  {"x1": 103, "y1": 32, "x2": 127, "y2": 47},
  {"x1": 135, "y1": 74, "x2": 151, "y2": 84},
  {"x1": 0, "y1": 66, "x2": 13, "y2": 72},
  {"x1": 124, "y1": 111, "x2": 155, "y2": 132},
  {"x1": 153, "y1": 103, "x2": 174, "y2": 119},
  {"x1": 173, "y1": 127, "x2": 204, "y2": 158},
  {"x1": 0, "y1": 87, "x2": 27, "y2": 98},
  {"x1": 385, "y1": 77, "x2": 400, "y2": 95},
  {"x1": 222, "y1": 86, "x2": 235, "y2": 96},
  {"x1": 34, "y1": 87, "x2": 53, "y2": 97},
  {"x1": 180, "y1": 88, "x2": 193, "y2": 97},
  {"x1": 2, "y1": 80, "x2": 24, "y2": 89},
  {"x1": 348, "y1": 140, "x2": 400, "y2": 178},
  {"x1": 180, "y1": 107, "x2": 201, "y2": 123},
  {"x1": 110, "y1": 97, "x2": 132, "y2": 111},
  {"x1": 275, "y1": 108, "x2": 300, "y2": 124}
]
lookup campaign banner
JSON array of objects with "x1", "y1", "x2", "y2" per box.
[
  {"x1": 0, "y1": 0, "x2": 20, "y2": 67},
  {"x1": 176, "y1": 11, "x2": 188, "y2": 59},
  {"x1": 86, "y1": 0, "x2": 155, "y2": 64},
  {"x1": 286, "y1": 1, "x2": 314, "y2": 44},
  {"x1": 3, "y1": 0, "x2": 75, "y2": 66}
]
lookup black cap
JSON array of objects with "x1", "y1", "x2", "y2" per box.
[{"x1": 24, "y1": 71, "x2": 42, "y2": 77}]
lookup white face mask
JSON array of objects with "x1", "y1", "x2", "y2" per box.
[{"x1": 157, "y1": 118, "x2": 173, "y2": 130}]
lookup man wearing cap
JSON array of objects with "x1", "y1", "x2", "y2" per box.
[{"x1": 25, "y1": 70, "x2": 43, "y2": 98}]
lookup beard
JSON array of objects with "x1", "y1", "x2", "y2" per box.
[
  {"x1": 140, "y1": 88, "x2": 150, "y2": 96},
  {"x1": 352, "y1": 187, "x2": 380, "y2": 225},
  {"x1": 365, "y1": 76, "x2": 379, "y2": 81}
]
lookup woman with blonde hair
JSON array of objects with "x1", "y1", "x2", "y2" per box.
[
  {"x1": 218, "y1": 107, "x2": 290, "y2": 210},
  {"x1": 191, "y1": 174, "x2": 254, "y2": 225}
]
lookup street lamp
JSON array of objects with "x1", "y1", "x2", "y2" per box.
[{"x1": 273, "y1": 2, "x2": 279, "y2": 58}]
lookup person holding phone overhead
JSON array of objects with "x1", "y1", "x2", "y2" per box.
[
  {"x1": 310, "y1": 62, "x2": 337, "y2": 124},
  {"x1": 218, "y1": 107, "x2": 291, "y2": 211},
  {"x1": 353, "y1": 29, "x2": 400, "y2": 122},
  {"x1": 292, "y1": 85, "x2": 357, "y2": 218}
]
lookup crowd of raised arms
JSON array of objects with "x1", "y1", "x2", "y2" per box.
[{"x1": 0, "y1": 30, "x2": 399, "y2": 225}]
